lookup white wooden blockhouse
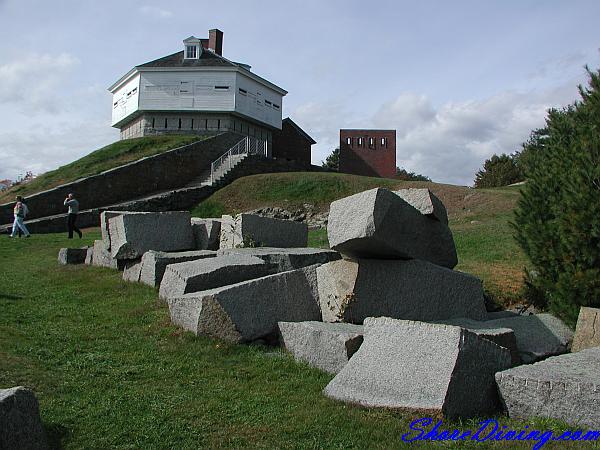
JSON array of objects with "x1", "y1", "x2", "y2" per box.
[{"x1": 108, "y1": 29, "x2": 288, "y2": 144}]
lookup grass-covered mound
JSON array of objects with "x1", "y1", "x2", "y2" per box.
[
  {"x1": 192, "y1": 172, "x2": 527, "y2": 307},
  {"x1": 0, "y1": 135, "x2": 204, "y2": 203},
  {"x1": 0, "y1": 232, "x2": 577, "y2": 448}
]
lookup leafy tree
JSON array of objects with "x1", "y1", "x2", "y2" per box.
[
  {"x1": 513, "y1": 67, "x2": 600, "y2": 326},
  {"x1": 474, "y1": 154, "x2": 523, "y2": 188},
  {"x1": 395, "y1": 167, "x2": 431, "y2": 182},
  {"x1": 321, "y1": 147, "x2": 339, "y2": 171}
]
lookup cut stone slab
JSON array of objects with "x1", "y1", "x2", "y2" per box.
[
  {"x1": 191, "y1": 218, "x2": 222, "y2": 250},
  {"x1": 393, "y1": 188, "x2": 448, "y2": 224},
  {"x1": 324, "y1": 317, "x2": 512, "y2": 419},
  {"x1": 159, "y1": 254, "x2": 277, "y2": 300},
  {"x1": 168, "y1": 265, "x2": 322, "y2": 343},
  {"x1": 437, "y1": 318, "x2": 520, "y2": 365},
  {"x1": 219, "y1": 213, "x2": 308, "y2": 249},
  {"x1": 84, "y1": 246, "x2": 94, "y2": 265},
  {"x1": 278, "y1": 321, "x2": 364, "y2": 374},
  {"x1": 0, "y1": 386, "x2": 48, "y2": 450},
  {"x1": 138, "y1": 250, "x2": 217, "y2": 287},
  {"x1": 122, "y1": 259, "x2": 143, "y2": 282},
  {"x1": 57, "y1": 247, "x2": 88, "y2": 265},
  {"x1": 481, "y1": 313, "x2": 573, "y2": 363},
  {"x1": 496, "y1": 347, "x2": 600, "y2": 428},
  {"x1": 317, "y1": 258, "x2": 487, "y2": 324},
  {"x1": 108, "y1": 211, "x2": 194, "y2": 259},
  {"x1": 91, "y1": 239, "x2": 124, "y2": 270},
  {"x1": 572, "y1": 307, "x2": 600, "y2": 352},
  {"x1": 100, "y1": 211, "x2": 124, "y2": 250},
  {"x1": 217, "y1": 247, "x2": 341, "y2": 272},
  {"x1": 328, "y1": 188, "x2": 457, "y2": 267}
]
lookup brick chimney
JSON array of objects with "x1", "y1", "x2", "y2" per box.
[{"x1": 208, "y1": 29, "x2": 223, "y2": 56}]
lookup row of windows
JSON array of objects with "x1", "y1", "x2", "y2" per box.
[
  {"x1": 148, "y1": 117, "x2": 260, "y2": 134},
  {"x1": 345, "y1": 137, "x2": 388, "y2": 148},
  {"x1": 238, "y1": 88, "x2": 280, "y2": 109}
]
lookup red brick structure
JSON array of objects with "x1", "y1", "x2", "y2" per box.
[
  {"x1": 272, "y1": 118, "x2": 316, "y2": 166},
  {"x1": 339, "y1": 129, "x2": 396, "y2": 178}
]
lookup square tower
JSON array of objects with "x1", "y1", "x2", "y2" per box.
[{"x1": 339, "y1": 129, "x2": 396, "y2": 178}]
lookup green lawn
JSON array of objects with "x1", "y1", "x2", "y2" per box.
[
  {"x1": 1, "y1": 232, "x2": 594, "y2": 449},
  {"x1": 0, "y1": 135, "x2": 204, "y2": 203}
]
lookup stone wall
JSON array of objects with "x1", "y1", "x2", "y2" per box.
[{"x1": 0, "y1": 132, "x2": 242, "y2": 225}]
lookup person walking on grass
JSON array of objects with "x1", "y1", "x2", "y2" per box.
[
  {"x1": 10, "y1": 195, "x2": 30, "y2": 238},
  {"x1": 64, "y1": 193, "x2": 82, "y2": 239}
]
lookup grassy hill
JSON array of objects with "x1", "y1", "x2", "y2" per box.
[
  {"x1": 0, "y1": 135, "x2": 203, "y2": 203},
  {"x1": 191, "y1": 172, "x2": 528, "y2": 307}
]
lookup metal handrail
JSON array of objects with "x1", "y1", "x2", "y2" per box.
[{"x1": 210, "y1": 136, "x2": 268, "y2": 185}]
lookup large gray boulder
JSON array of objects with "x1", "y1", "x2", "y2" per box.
[
  {"x1": 168, "y1": 265, "x2": 322, "y2": 343},
  {"x1": 0, "y1": 386, "x2": 48, "y2": 450},
  {"x1": 57, "y1": 247, "x2": 88, "y2": 265},
  {"x1": 324, "y1": 317, "x2": 511, "y2": 419},
  {"x1": 217, "y1": 247, "x2": 341, "y2": 272},
  {"x1": 219, "y1": 213, "x2": 308, "y2": 249},
  {"x1": 138, "y1": 250, "x2": 216, "y2": 286},
  {"x1": 108, "y1": 211, "x2": 194, "y2": 259},
  {"x1": 496, "y1": 347, "x2": 600, "y2": 427},
  {"x1": 572, "y1": 307, "x2": 600, "y2": 352},
  {"x1": 278, "y1": 321, "x2": 364, "y2": 374},
  {"x1": 191, "y1": 218, "x2": 222, "y2": 250},
  {"x1": 436, "y1": 318, "x2": 520, "y2": 365},
  {"x1": 122, "y1": 259, "x2": 143, "y2": 282},
  {"x1": 479, "y1": 313, "x2": 573, "y2": 363},
  {"x1": 91, "y1": 240, "x2": 123, "y2": 270},
  {"x1": 393, "y1": 188, "x2": 448, "y2": 224},
  {"x1": 317, "y1": 258, "x2": 487, "y2": 324},
  {"x1": 327, "y1": 188, "x2": 457, "y2": 267},
  {"x1": 158, "y1": 254, "x2": 277, "y2": 300}
]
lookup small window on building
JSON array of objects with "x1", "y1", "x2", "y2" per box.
[
  {"x1": 273, "y1": 104, "x2": 280, "y2": 110},
  {"x1": 164, "y1": 118, "x2": 168, "y2": 128},
  {"x1": 346, "y1": 137, "x2": 352, "y2": 146},
  {"x1": 113, "y1": 101, "x2": 118, "y2": 108},
  {"x1": 152, "y1": 118, "x2": 155, "y2": 128},
  {"x1": 214, "y1": 86, "x2": 229, "y2": 90},
  {"x1": 217, "y1": 119, "x2": 221, "y2": 129},
  {"x1": 358, "y1": 137, "x2": 363, "y2": 146},
  {"x1": 381, "y1": 137, "x2": 386, "y2": 147},
  {"x1": 369, "y1": 137, "x2": 374, "y2": 147},
  {"x1": 238, "y1": 88, "x2": 247, "y2": 95},
  {"x1": 131, "y1": 87, "x2": 137, "y2": 95},
  {"x1": 178, "y1": 118, "x2": 182, "y2": 129},
  {"x1": 191, "y1": 118, "x2": 194, "y2": 129},
  {"x1": 265, "y1": 100, "x2": 272, "y2": 106},
  {"x1": 185, "y1": 45, "x2": 198, "y2": 59}
]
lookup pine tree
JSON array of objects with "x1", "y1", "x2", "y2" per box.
[
  {"x1": 322, "y1": 148, "x2": 339, "y2": 171},
  {"x1": 514, "y1": 68, "x2": 600, "y2": 326},
  {"x1": 474, "y1": 154, "x2": 523, "y2": 188}
]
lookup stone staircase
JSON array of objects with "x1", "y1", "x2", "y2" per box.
[{"x1": 187, "y1": 153, "x2": 249, "y2": 187}]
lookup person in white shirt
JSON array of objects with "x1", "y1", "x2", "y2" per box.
[
  {"x1": 64, "y1": 193, "x2": 82, "y2": 239},
  {"x1": 10, "y1": 195, "x2": 30, "y2": 238}
]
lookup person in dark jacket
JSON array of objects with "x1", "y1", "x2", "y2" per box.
[{"x1": 64, "y1": 193, "x2": 82, "y2": 238}]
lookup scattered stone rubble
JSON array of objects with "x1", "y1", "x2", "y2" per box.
[
  {"x1": 57, "y1": 247, "x2": 88, "y2": 265},
  {"x1": 56, "y1": 188, "x2": 595, "y2": 426}
]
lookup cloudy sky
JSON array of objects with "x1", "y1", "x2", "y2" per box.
[{"x1": 0, "y1": 0, "x2": 598, "y2": 185}]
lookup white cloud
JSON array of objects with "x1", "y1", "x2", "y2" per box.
[
  {"x1": 373, "y1": 83, "x2": 581, "y2": 186},
  {"x1": 0, "y1": 53, "x2": 79, "y2": 113},
  {"x1": 0, "y1": 122, "x2": 118, "y2": 181},
  {"x1": 139, "y1": 5, "x2": 173, "y2": 19}
]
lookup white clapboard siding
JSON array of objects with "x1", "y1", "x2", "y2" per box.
[
  {"x1": 139, "y1": 72, "x2": 236, "y2": 112},
  {"x1": 111, "y1": 75, "x2": 140, "y2": 126},
  {"x1": 235, "y1": 72, "x2": 282, "y2": 129}
]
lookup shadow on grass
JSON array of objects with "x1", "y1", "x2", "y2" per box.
[
  {"x1": 0, "y1": 293, "x2": 24, "y2": 300},
  {"x1": 45, "y1": 422, "x2": 70, "y2": 449}
]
